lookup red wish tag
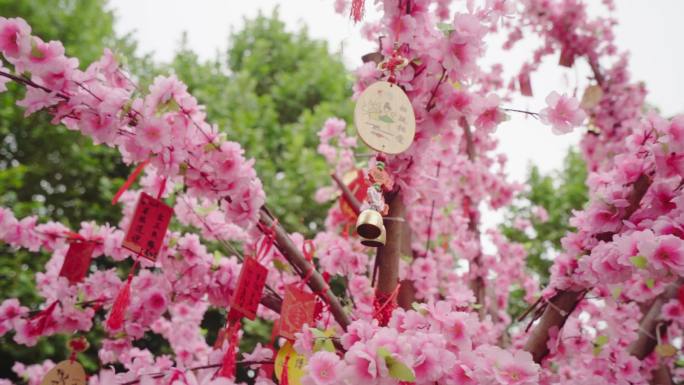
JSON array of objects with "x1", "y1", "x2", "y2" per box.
[
  {"x1": 279, "y1": 284, "x2": 316, "y2": 340},
  {"x1": 122, "y1": 192, "x2": 173, "y2": 261},
  {"x1": 59, "y1": 241, "x2": 96, "y2": 284},
  {"x1": 228, "y1": 257, "x2": 268, "y2": 321}
]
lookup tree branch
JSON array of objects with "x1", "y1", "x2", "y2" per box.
[
  {"x1": 331, "y1": 173, "x2": 361, "y2": 215},
  {"x1": 375, "y1": 194, "x2": 407, "y2": 298},
  {"x1": 628, "y1": 278, "x2": 683, "y2": 359},
  {"x1": 524, "y1": 174, "x2": 653, "y2": 363},
  {"x1": 258, "y1": 208, "x2": 351, "y2": 330}
]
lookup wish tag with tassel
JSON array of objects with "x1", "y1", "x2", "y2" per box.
[
  {"x1": 227, "y1": 257, "x2": 268, "y2": 321},
  {"x1": 354, "y1": 81, "x2": 416, "y2": 155},
  {"x1": 279, "y1": 284, "x2": 316, "y2": 340},
  {"x1": 40, "y1": 361, "x2": 86, "y2": 385},
  {"x1": 59, "y1": 241, "x2": 96, "y2": 285},
  {"x1": 275, "y1": 341, "x2": 307, "y2": 385},
  {"x1": 122, "y1": 192, "x2": 173, "y2": 262}
]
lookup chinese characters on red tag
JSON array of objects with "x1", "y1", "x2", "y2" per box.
[
  {"x1": 279, "y1": 284, "x2": 316, "y2": 340},
  {"x1": 228, "y1": 257, "x2": 268, "y2": 321},
  {"x1": 122, "y1": 192, "x2": 173, "y2": 261}
]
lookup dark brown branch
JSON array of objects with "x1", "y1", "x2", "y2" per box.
[
  {"x1": 259, "y1": 209, "x2": 351, "y2": 330},
  {"x1": 331, "y1": 173, "x2": 361, "y2": 215},
  {"x1": 524, "y1": 174, "x2": 653, "y2": 363},
  {"x1": 629, "y1": 278, "x2": 683, "y2": 359},
  {"x1": 375, "y1": 194, "x2": 407, "y2": 297},
  {"x1": 459, "y1": 118, "x2": 487, "y2": 317},
  {"x1": 0, "y1": 71, "x2": 69, "y2": 99},
  {"x1": 523, "y1": 290, "x2": 586, "y2": 363},
  {"x1": 119, "y1": 360, "x2": 274, "y2": 385},
  {"x1": 425, "y1": 68, "x2": 447, "y2": 112}
]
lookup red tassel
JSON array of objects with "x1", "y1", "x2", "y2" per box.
[
  {"x1": 30, "y1": 300, "x2": 58, "y2": 335},
  {"x1": 281, "y1": 355, "x2": 291, "y2": 385},
  {"x1": 218, "y1": 321, "x2": 241, "y2": 379},
  {"x1": 350, "y1": 0, "x2": 365, "y2": 22},
  {"x1": 106, "y1": 277, "x2": 131, "y2": 331},
  {"x1": 106, "y1": 260, "x2": 138, "y2": 331},
  {"x1": 112, "y1": 159, "x2": 150, "y2": 205}
]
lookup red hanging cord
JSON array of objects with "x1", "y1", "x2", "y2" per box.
[
  {"x1": 105, "y1": 258, "x2": 140, "y2": 331},
  {"x1": 29, "y1": 300, "x2": 58, "y2": 336},
  {"x1": 350, "y1": 0, "x2": 365, "y2": 22},
  {"x1": 156, "y1": 177, "x2": 167, "y2": 200},
  {"x1": 373, "y1": 283, "x2": 401, "y2": 326},
  {"x1": 218, "y1": 320, "x2": 242, "y2": 379},
  {"x1": 111, "y1": 159, "x2": 150, "y2": 205}
]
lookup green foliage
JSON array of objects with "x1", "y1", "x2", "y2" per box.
[
  {"x1": 169, "y1": 9, "x2": 354, "y2": 235},
  {"x1": 0, "y1": 2, "x2": 353, "y2": 378},
  {"x1": 501, "y1": 149, "x2": 588, "y2": 285}
]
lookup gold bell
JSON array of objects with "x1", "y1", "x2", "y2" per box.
[
  {"x1": 356, "y1": 209, "x2": 383, "y2": 239},
  {"x1": 360, "y1": 224, "x2": 386, "y2": 247}
]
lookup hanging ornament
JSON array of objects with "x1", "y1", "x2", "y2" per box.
[
  {"x1": 58, "y1": 241, "x2": 96, "y2": 285},
  {"x1": 368, "y1": 161, "x2": 394, "y2": 192},
  {"x1": 279, "y1": 284, "x2": 316, "y2": 340},
  {"x1": 275, "y1": 341, "x2": 307, "y2": 385},
  {"x1": 356, "y1": 209, "x2": 384, "y2": 239},
  {"x1": 350, "y1": 0, "x2": 365, "y2": 22},
  {"x1": 356, "y1": 183, "x2": 387, "y2": 240},
  {"x1": 360, "y1": 223, "x2": 386, "y2": 247},
  {"x1": 40, "y1": 361, "x2": 86, "y2": 385},
  {"x1": 354, "y1": 81, "x2": 416, "y2": 154},
  {"x1": 122, "y1": 192, "x2": 173, "y2": 262},
  {"x1": 228, "y1": 257, "x2": 268, "y2": 321}
]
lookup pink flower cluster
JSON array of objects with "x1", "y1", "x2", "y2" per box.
[{"x1": 0, "y1": 16, "x2": 264, "y2": 230}]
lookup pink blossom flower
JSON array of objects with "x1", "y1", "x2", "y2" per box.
[
  {"x1": 0, "y1": 17, "x2": 31, "y2": 58},
  {"x1": 305, "y1": 351, "x2": 342, "y2": 385},
  {"x1": 136, "y1": 117, "x2": 171, "y2": 152},
  {"x1": 540, "y1": 91, "x2": 586, "y2": 134}
]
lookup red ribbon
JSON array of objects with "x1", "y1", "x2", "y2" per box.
[
  {"x1": 218, "y1": 320, "x2": 242, "y2": 379},
  {"x1": 30, "y1": 300, "x2": 58, "y2": 336},
  {"x1": 350, "y1": 0, "x2": 365, "y2": 22},
  {"x1": 373, "y1": 284, "x2": 401, "y2": 326},
  {"x1": 302, "y1": 240, "x2": 314, "y2": 262},
  {"x1": 111, "y1": 159, "x2": 150, "y2": 205},
  {"x1": 255, "y1": 219, "x2": 278, "y2": 263},
  {"x1": 157, "y1": 177, "x2": 167, "y2": 200}
]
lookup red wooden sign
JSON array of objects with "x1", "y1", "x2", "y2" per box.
[
  {"x1": 59, "y1": 241, "x2": 96, "y2": 284},
  {"x1": 279, "y1": 284, "x2": 316, "y2": 340},
  {"x1": 228, "y1": 257, "x2": 268, "y2": 321},
  {"x1": 122, "y1": 192, "x2": 173, "y2": 261}
]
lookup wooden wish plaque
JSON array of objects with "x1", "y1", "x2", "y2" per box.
[
  {"x1": 40, "y1": 361, "x2": 86, "y2": 385},
  {"x1": 354, "y1": 81, "x2": 416, "y2": 154}
]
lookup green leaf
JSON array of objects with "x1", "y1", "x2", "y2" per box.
[
  {"x1": 595, "y1": 335, "x2": 608, "y2": 347},
  {"x1": 377, "y1": 347, "x2": 416, "y2": 382},
  {"x1": 645, "y1": 278, "x2": 655, "y2": 289},
  {"x1": 629, "y1": 255, "x2": 648, "y2": 269}
]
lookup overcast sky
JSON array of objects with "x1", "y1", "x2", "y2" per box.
[{"x1": 109, "y1": 0, "x2": 684, "y2": 227}]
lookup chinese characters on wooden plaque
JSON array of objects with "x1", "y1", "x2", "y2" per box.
[{"x1": 354, "y1": 81, "x2": 416, "y2": 154}]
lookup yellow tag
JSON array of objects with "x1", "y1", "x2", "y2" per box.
[
  {"x1": 354, "y1": 81, "x2": 416, "y2": 154},
  {"x1": 655, "y1": 344, "x2": 677, "y2": 357},
  {"x1": 41, "y1": 361, "x2": 86, "y2": 385},
  {"x1": 275, "y1": 341, "x2": 307, "y2": 385}
]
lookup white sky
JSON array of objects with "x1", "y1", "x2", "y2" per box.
[{"x1": 110, "y1": 0, "x2": 684, "y2": 226}]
